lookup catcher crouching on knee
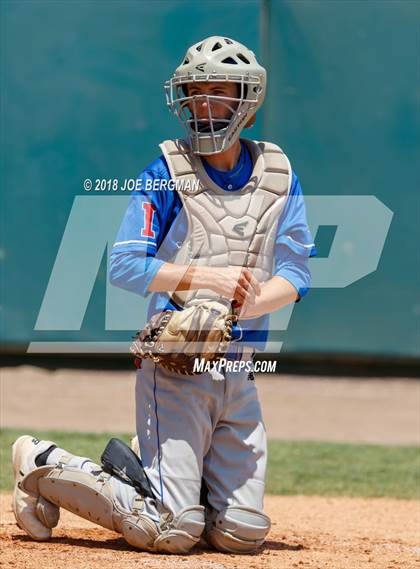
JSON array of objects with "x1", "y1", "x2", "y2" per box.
[{"x1": 12, "y1": 36, "x2": 315, "y2": 554}]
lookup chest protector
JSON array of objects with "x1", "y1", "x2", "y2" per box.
[{"x1": 159, "y1": 138, "x2": 291, "y2": 307}]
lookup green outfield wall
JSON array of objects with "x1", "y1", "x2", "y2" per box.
[{"x1": 1, "y1": 1, "x2": 418, "y2": 358}]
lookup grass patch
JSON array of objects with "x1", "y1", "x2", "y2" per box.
[
  {"x1": 266, "y1": 439, "x2": 420, "y2": 499},
  {"x1": 1, "y1": 429, "x2": 418, "y2": 499}
]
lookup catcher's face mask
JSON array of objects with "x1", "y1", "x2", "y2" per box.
[
  {"x1": 164, "y1": 35, "x2": 266, "y2": 155},
  {"x1": 186, "y1": 81, "x2": 240, "y2": 132}
]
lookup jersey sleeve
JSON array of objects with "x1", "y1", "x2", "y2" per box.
[
  {"x1": 109, "y1": 157, "x2": 174, "y2": 297},
  {"x1": 273, "y1": 171, "x2": 317, "y2": 301}
]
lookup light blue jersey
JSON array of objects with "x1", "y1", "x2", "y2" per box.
[{"x1": 110, "y1": 140, "x2": 316, "y2": 348}]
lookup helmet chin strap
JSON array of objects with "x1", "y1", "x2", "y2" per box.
[{"x1": 245, "y1": 114, "x2": 256, "y2": 128}]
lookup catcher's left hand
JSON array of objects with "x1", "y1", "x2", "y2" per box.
[{"x1": 130, "y1": 300, "x2": 238, "y2": 375}]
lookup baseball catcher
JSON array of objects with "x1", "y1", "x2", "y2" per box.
[{"x1": 12, "y1": 36, "x2": 315, "y2": 554}]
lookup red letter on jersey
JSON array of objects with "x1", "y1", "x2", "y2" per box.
[{"x1": 141, "y1": 203, "x2": 156, "y2": 239}]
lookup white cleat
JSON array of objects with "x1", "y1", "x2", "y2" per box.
[{"x1": 12, "y1": 435, "x2": 60, "y2": 540}]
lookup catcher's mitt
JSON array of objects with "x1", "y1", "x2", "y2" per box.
[{"x1": 130, "y1": 300, "x2": 238, "y2": 375}]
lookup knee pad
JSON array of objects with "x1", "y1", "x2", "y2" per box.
[
  {"x1": 205, "y1": 505, "x2": 271, "y2": 553},
  {"x1": 21, "y1": 461, "x2": 204, "y2": 553},
  {"x1": 124, "y1": 504, "x2": 205, "y2": 554},
  {"x1": 153, "y1": 505, "x2": 205, "y2": 553}
]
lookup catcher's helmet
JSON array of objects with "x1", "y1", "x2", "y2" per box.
[{"x1": 165, "y1": 36, "x2": 266, "y2": 155}]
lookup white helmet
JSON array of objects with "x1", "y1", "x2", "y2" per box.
[{"x1": 165, "y1": 36, "x2": 266, "y2": 155}]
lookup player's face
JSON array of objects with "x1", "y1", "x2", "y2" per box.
[{"x1": 186, "y1": 82, "x2": 239, "y2": 122}]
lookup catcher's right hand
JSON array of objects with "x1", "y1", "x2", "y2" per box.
[{"x1": 202, "y1": 266, "x2": 261, "y2": 307}]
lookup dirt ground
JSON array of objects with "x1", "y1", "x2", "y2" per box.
[
  {"x1": 1, "y1": 493, "x2": 419, "y2": 569},
  {"x1": 1, "y1": 366, "x2": 419, "y2": 568}
]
